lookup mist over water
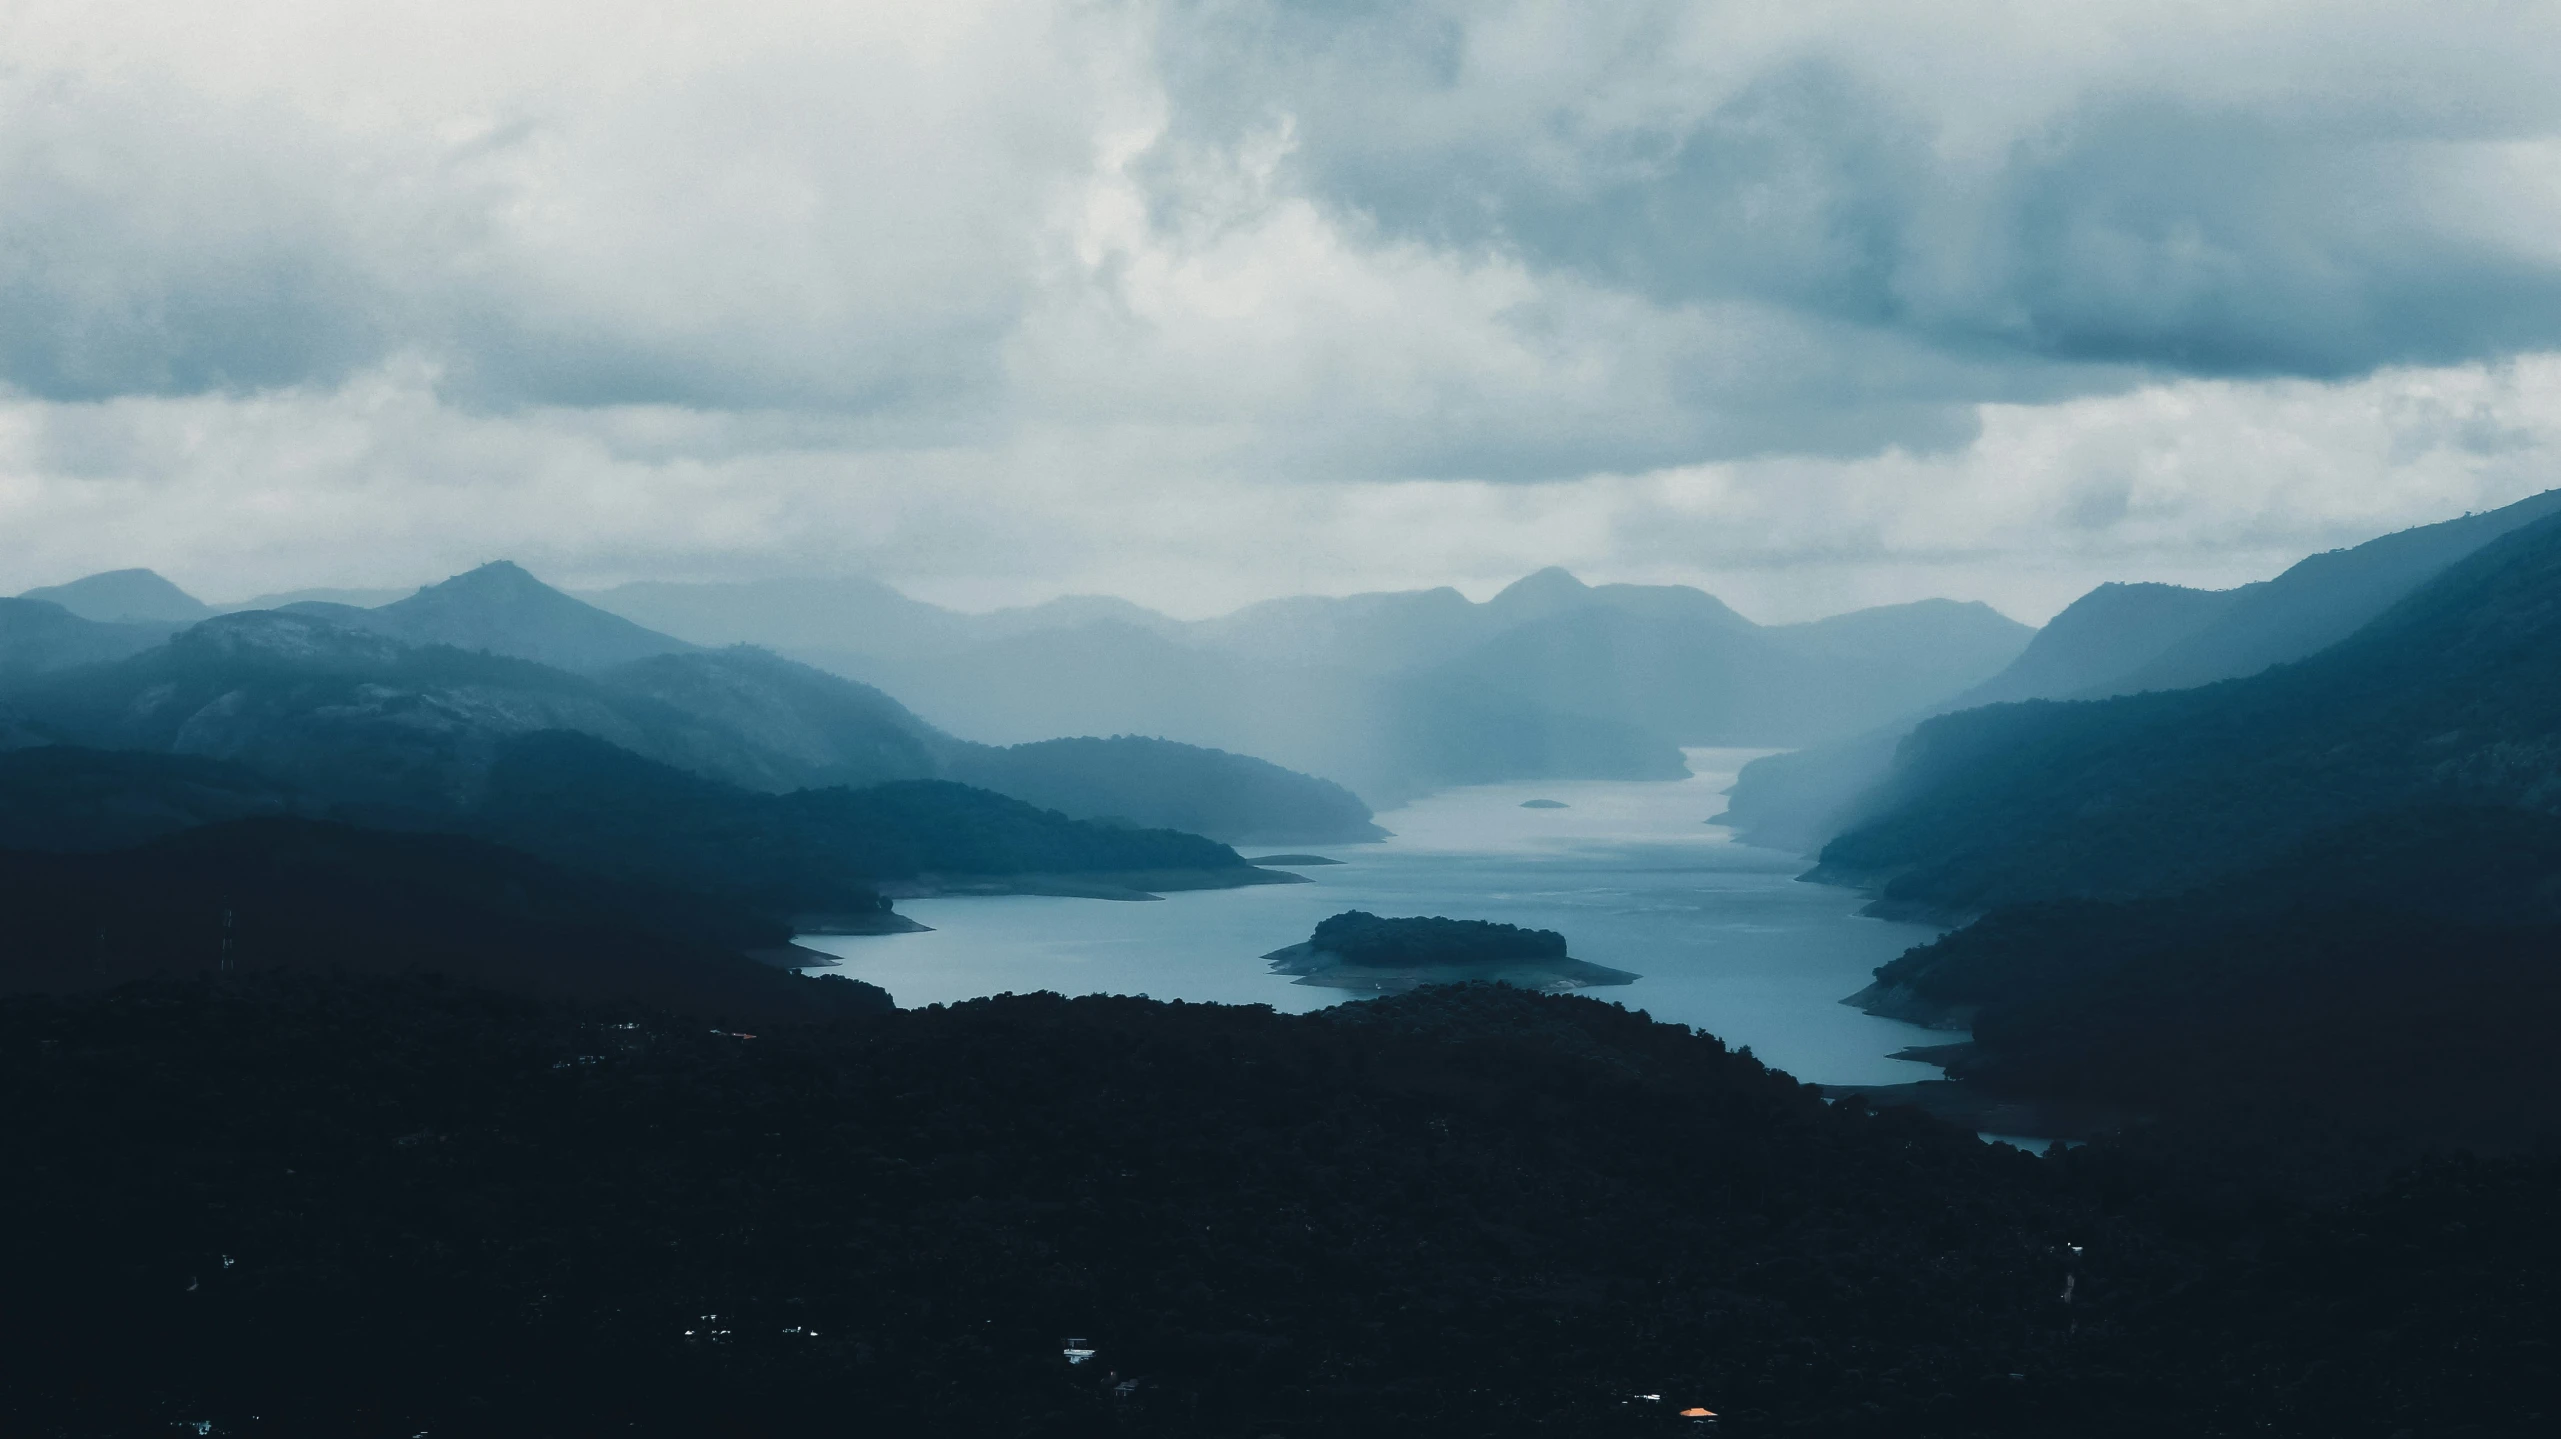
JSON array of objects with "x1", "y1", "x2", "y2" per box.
[{"x1": 801, "y1": 748, "x2": 1953, "y2": 1086}]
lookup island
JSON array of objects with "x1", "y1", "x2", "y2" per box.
[
  {"x1": 1263, "y1": 910, "x2": 1638, "y2": 993},
  {"x1": 1519, "y1": 798, "x2": 1569, "y2": 809}
]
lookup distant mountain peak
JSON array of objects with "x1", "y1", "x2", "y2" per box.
[
  {"x1": 423, "y1": 560, "x2": 551, "y2": 598},
  {"x1": 356, "y1": 561, "x2": 694, "y2": 671},
  {"x1": 1495, "y1": 567, "x2": 1589, "y2": 600},
  {"x1": 18, "y1": 568, "x2": 213, "y2": 624}
]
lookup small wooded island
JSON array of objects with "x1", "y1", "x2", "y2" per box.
[{"x1": 1264, "y1": 910, "x2": 1637, "y2": 993}]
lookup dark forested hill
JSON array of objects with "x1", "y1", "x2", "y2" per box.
[
  {"x1": 1815, "y1": 507, "x2": 2561, "y2": 916},
  {"x1": 0, "y1": 747, "x2": 296, "y2": 850},
  {"x1": 0, "y1": 818, "x2": 886, "y2": 1021},
  {"x1": 1852, "y1": 807, "x2": 2561, "y2": 1147},
  {"x1": 4, "y1": 972, "x2": 2552, "y2": 1437}
]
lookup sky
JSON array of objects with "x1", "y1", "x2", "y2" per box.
[{"x1": 5, "y1": 1, "x2": 2561, "y2": 623}]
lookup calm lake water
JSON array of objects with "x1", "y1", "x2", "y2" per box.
[{"x1": 798, "y1": 748, "x2": 1954, "y2": 1087}]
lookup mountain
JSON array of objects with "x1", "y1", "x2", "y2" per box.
[
  {"x1": 580, "y1": 575, "x2": 1187, "y2": 662},
  {"x1": 591, "y1": 644, "x2": 1386, "y2": 843},
  {"x1": 15, "y1": 568, "x2": 213, "y2": 623},
  {"x1": 2104, "y1": 488, "x2": 2561, "y2": 695},
  {"x1": 219, "y1": 585, "x2": 412, "y2": 612},
  {"x1": 306, "y1": 560, "x2": 698, "y2": 671},
  {"x1": 597, "y1": 646, "x2": 948, "y2": 791},
  {"x1": 646, "y1": 566, "x2": 2027, "y2": 807},
  {"x1": 1428, "y1": 589, "x2": 2031, "y2": 749},
  {"x1": 0, "y1": 597, "x2": 178, "y2": 677},
  {"x1": 583, "y1": 574, "x2": 970, "y2": 660},
  {"x1": 464, "y1": 730, "x2": 1287, "y2": 914},
  {"x1": 0, "y1": 816, "x2": 889, "y2": 1022},
  {"x1": 1723, "y1": 488, "x2": 2561, "y2": 853},
  {"x1": 1947, "y1": 582, "x2": 2246, "y2": 709},
  {"x1": 946, "y1": 736, "x2": 1388, "y2": 846},
  {"x1": 10, "y1": 609, "x2": 760, "y2": 811},
  {"x1": 1816, "y1": 505, "x2": 2561, "y2": 918},
  {"x1": 9, "y1": 566, "x2": 1389, "y2": 847}
]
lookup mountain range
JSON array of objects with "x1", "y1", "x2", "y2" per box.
[
  {"x1": 4, "y1": 562, "x2": 1380, "y2": 847},
  {"x1": 581, "y1": 564, "x2": 2034, "y2": 806},
  {"x1": 1818, "y1": 499, "x2": 2561, "y2": 916},
  {"x1": 1722, "y1": 487, "x2": 2561, "y2": 852},
  {"x1": 1776, "y1": 489, "x2": 2561, "y2": 1150}
]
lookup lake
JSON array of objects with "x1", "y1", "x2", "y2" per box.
[{"x1": 797, "y1": 748, "x2": 1954, "y2": 1087}]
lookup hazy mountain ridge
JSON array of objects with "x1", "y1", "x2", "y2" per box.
[
  {"x1": 0, "y1": 597, "x2": 180, "y2": 676},
  {"x1": 0, "y1": 816, "x2": 889, "y2": 1022},
  {"x1": 1818, "y1": 504, "x2": 2561, "y2": 917},
  {"x1": 1724, "y1": 487, "x2": 2561, "y2": 853},
  {"x1": 16, "y1": 568, "x2": 215, "y2": 624},
  {"x1": 2, "y1": 566, "x2": 1386, "y2": 845},
  {"x1": 945, "y1": 735, "x2": 1387, "y2": 846},
  {"x1": 293, "y1": 560, "x2": 701, "y2": 672},
  {"x1": 592, "y1": 563, "x2": 2034, "y2": 807}
]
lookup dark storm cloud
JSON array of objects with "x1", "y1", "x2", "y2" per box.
[{"x1": 1144, "y1": 0, "x2": 2561, "y2": 380}]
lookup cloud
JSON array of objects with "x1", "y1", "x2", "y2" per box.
[
  {"x1": 6, "y1": 354, "x2": 2560, "y2": 626},
  {"x1": 2, "y1": 2, "x2": 2560, "y2": 614},
  {"x1": 1146, "y1": 1, "x2": 2561, "y2": 379}
]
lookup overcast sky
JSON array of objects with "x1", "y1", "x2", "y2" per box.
[{"x1": 5, "y1": 1, "x2": 2561, "y2": 622}]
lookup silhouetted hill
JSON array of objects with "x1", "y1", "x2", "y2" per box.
[
  {"x1": 302, "y1": 560, "x2": 696, "y2": 671},
  {"x1": 1820, "y1": 507, "x2": 2561, "y2": 916},
  {"x1": 946, "y1": 735, "x2": 1388, "y2": 845},
  {"x1": 0, "y1": 977, "x2": 2110, "y2": 1434},
  {"x1": 0, "y1": 747, "x2": 295, "y2": 850},
  {"x1": 1856, "y1": 806, "x2": 2561, "y2": 1150},
  {"x1": 0, "y1": 597, "x2": 178, "y2": 676},
  {"x1": 1727, "y1": 489, "x2": 2561, "y2": 854},
  {"x1": 0, "y1": 817, "x2": 885, "y2": 1021},
  {"x1": 5, "y1": 971, "x2": 2551, "y2": 1435},
  {"x1": 16, "y1": 567, "x2": 213, "y2": 623}
]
